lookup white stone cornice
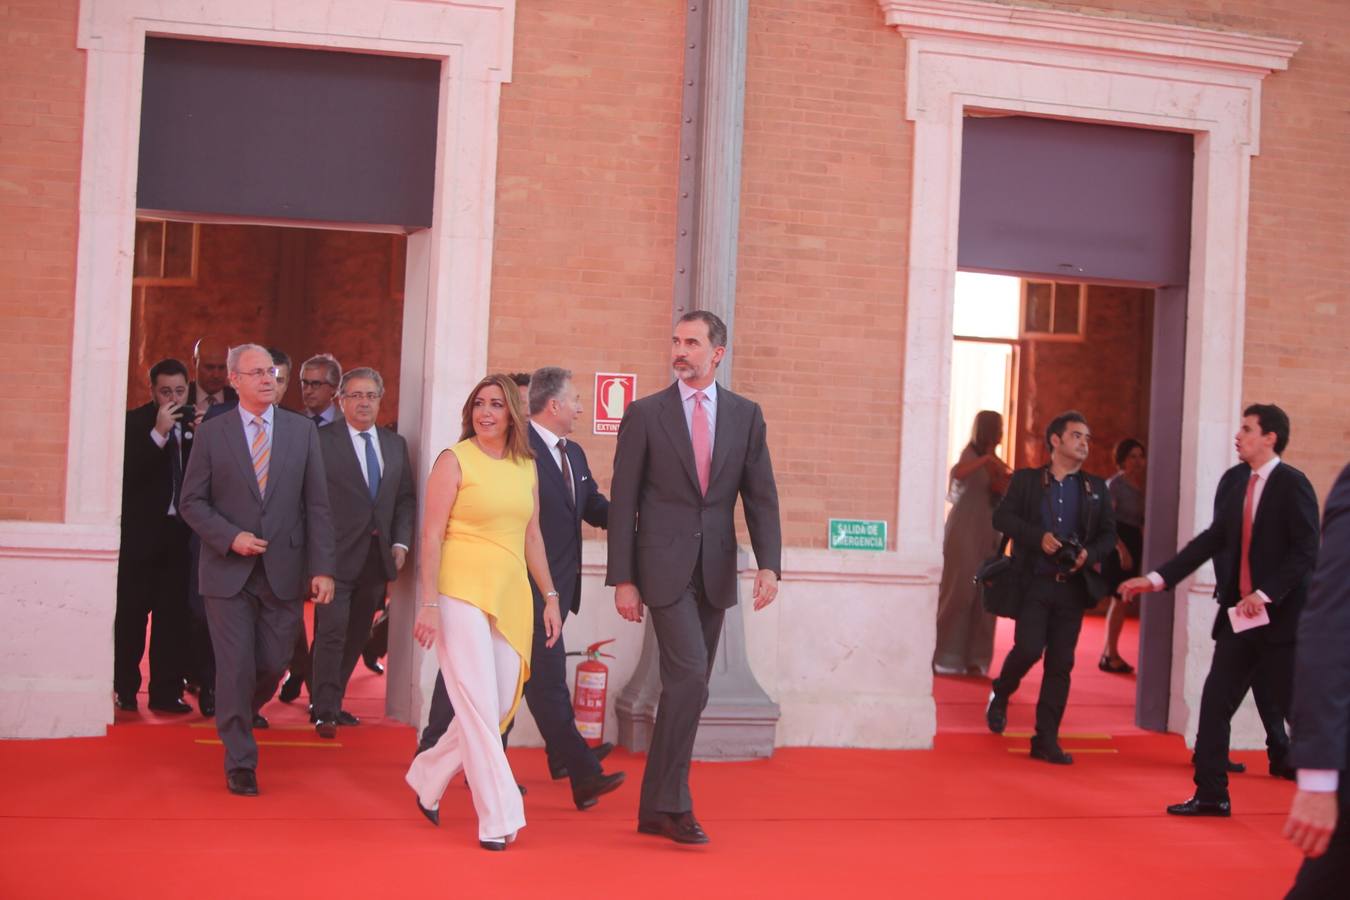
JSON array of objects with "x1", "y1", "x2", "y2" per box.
[{"x1": 879, "y1": 0, "x2": 1299, "y2": 74}]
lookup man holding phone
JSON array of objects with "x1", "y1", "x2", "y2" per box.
[{"x1": 114, "y1": 358, "x2": 198, "y2": 714}]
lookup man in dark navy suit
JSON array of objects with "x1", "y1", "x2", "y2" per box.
[
  {"x1": 1283, "y1": 461, "x2": 1350, "y2": 895},
  {"x1": 1122, "y1": 404, "x2": 1320, "y2": 817},
  {"x1": 417, "y1": 367, "x2": 625, "y2": 811}
]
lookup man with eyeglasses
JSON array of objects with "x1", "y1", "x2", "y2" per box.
[
  {"x1": 299, "y1": 353, "x2": 343, "y2": 427},
  {"x1": 180, "y1": 344, "x2": 336, "y2": 797},
  {"x1": 310, "y1": 367, "x2": 415, "y2": 738}
]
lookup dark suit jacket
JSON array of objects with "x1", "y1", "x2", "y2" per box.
[
  {"x1": 1291, "y1": 462, "x2": 1350, "y2": 772},
  {"x1": 607, "y1": 381, "x2": 781, "y2": 610},
  {"x1": 119, "y1": 402, "x2": 190, "y2": 561},
  {"x1": 992, "y1": 465, "x2": 1118, "y2": 605},
  {"x1": 1156, "y1": 461, "x2": 1320, "y2": 643},
  {"x1": 529, "y1": 424, "x2": 608, "y2": 614},
  {"x1": 317, "y1": 422, "x2": 416, "y2": 582},
  {"x1": 188, "y1": 382, "x2": 238, "y2": 411},
  {"x1": 179, "y1": 405, "x2": 336, "y2": 600}
]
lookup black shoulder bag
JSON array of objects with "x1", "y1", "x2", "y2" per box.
[{"x1": 974, "y1": 533, "x2": 1020, "y2": 618}]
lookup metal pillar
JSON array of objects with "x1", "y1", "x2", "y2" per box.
[{"x1": 615, "y1": 0, "x2": 780, "y2": 760}]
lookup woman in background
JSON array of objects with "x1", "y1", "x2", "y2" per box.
[
  {"x1": 933, "y1": 410, "x2": 1011, "y2": 676},
  {"x1": 1099, "y1": 438, "x2": 1146, "y2": 674},
  {"x1": 405, "y1": 374, "x2": 561, "y2": 850}
]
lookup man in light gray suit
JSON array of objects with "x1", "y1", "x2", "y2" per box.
[
  {"x1": 310, "y1": 367, "x2": 415, "y2": 738},
  {"x1": 180, "y1": 344, "x2": 336, "y2": 796},
  {"x1": 608, "y1": 310, "x2": 782, "y2": 845}
]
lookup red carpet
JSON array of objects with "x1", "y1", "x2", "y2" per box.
[{"x1": 0, "y1": 616, "x2": 1307, "y2": 898}]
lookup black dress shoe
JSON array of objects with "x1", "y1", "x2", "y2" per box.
[
  {"x1": 479, "y1": 840, "x2": 507, "y2": 851},
  {"x1": 226, "y1": 768, "x2": 258, "y2": 796},
  {"x1": 415, "y1": 797, "x2": 439, "y2": 827},
  {"x1": 278, "y1": 674, "x2": 303, "y2": 703},
  {"x1": 572, "y1": 770, "x2": 626, "y2": 810},
  {"x1": 337, "y1": 710, "x2": 360, "y2": 726},
  {"x1": 1166, "y1": 796, "x2": 1231, "y2": 817},
  {"x1": 148, "y1": 698, "x2": 193, "y2": 715},
  {"x1": 1269, "y1": 759, "x2": 1297, "y2": 781},
  {"x1": 1029, "y1": 741, "x2": 1074, "y2": 765},
  {"x1": 985, "y1": 692, "x2": 1008, "y2": 734},
  {"x1": 198, "y1": 689, "x2": 215, "y2": 717},
  {"x1": 362, "y1": 651, "x2": 385, "y2": 675},
  {"x1": 115, "y1": 695, "x2": 138, "y2": 712},
  {"x1": 315, "y1": 719, "x2": 338, "y2": 739},
  {"x1": 637, "y1": 811, "x2": 709, "y2": 845},
  {"x1": 551, "y1": 742, "x2": 615, "y2": 780},
  {"x1": 252, "y1": 713, "x2": 269, "y2": 729}
]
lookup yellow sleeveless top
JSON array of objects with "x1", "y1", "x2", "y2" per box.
[{"x1": 436, "y1": 438, "x2": 536, "y2": 730}]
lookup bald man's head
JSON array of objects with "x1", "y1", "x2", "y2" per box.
[{"x1": 193, "y1": 337, "x2": 230, "y2": 395}]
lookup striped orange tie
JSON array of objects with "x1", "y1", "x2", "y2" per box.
[{"x1": 250, "y1": 416, "x2": 269, "y2": 498}]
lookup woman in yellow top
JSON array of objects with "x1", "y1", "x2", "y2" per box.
[{"x1": 405, "y1": 373, "x2": 561, "y2": 851}]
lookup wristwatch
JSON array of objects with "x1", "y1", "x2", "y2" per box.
[{"x1": 545, "y1": 590, "x2": 559, "y2": 600}]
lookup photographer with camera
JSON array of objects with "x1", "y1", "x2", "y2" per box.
[{"x1": 984, "y1": 411, "x2": 1117, "y2": 765}]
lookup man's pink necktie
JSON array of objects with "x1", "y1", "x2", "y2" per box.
[
  {"x1": 691, "y1": 391, "x2": 711, "y2": 495},
  {"x1": 1239, "y1": 472, "x2": 1257, "y2": 596}
]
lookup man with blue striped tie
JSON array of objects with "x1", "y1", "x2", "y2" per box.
[{"x1": 180, "y1": 344, "x2": 336, "y2": 797}]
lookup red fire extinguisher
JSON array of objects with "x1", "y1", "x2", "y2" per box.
[{"x1": 568, "y1": 639, "x2": 616, "y2": 747}]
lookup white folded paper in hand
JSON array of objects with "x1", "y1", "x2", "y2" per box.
[{"x1": 1227, "y1": 603, "x2": 1270, "y2": 633}]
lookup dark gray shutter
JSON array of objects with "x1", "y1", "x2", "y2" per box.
[{"x1": 138, "y1": 38, "x2": 439, "y2": 228}]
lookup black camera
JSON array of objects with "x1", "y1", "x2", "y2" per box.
[
  {"x1": 173, "y1": 403, "x2": 197, "y2": 425},
  {"x1": 1054, "y1": 535, "x2": 1086, "y2": 571}
]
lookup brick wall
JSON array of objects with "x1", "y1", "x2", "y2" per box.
[
  {"x1": 1014, "y1": 286, "x2": 1154, "y2": 477},
  {"x1": 485, "y1": 0, "x2": 686, "y2": 510},
  {"x1": 734, "y1": 0, "x2": 910, "y2": 548},
  {"x1": 0, "y1": 1, "x2": 83, "y2": 520},
  {"x1": 130, "y1": 225, "x2": 404, "y2": 425},
  {"x1": 1021, "y1": 2, "x2": 1350, "y2": 500}
]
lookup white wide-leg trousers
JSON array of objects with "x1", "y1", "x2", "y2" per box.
[{"x1": 405, "y1": 595, "x2": 525, "y2": 842}]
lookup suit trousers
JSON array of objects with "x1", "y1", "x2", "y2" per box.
[
  {"x1": 186, "y1": 534, "x2": 215, "y2": 692},
  {"x1": 113, "y1": 516, "x2": 191, "y2": 704},
  {"x1": 311, "y1": 542, "x2": 386, "y2": 719},
  {"x1": 1285, "y1": 780, "x2": 1350, "y2": 899},
  {"x1": 1193, "y1": 620, "x2": 1295, "y2": 802},
  {"x1": 405, "y1": 595, "x2": 525, "y2": 842},
  {"x1": 640, "y1": 574, "x2": 725, "y2": 817},
  {"x1": 205, "y1": 559, "x2": 303, "y2": 772},
  {"x1": 1249, "y1": 672, "x2": 1292, "y2": 763},
  {"x1": 992, "y1": 576, "x2": 1088, "y2": 743}
]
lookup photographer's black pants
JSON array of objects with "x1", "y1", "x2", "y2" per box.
[{"x1": 991, "y1": 576, "x2": 1088, "y2": 743}]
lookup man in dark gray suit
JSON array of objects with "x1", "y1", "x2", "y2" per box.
[
  {"x1": 180, "y1": 344, "x2": 336, "y2": 796},
  {"x1": 311, "y1": 367, "x2": 415, "y2": 738},
  {"x1": 1284, "y1": 462, "x2": 1350, "y2": 896},
  {"x1": 608, "y1": 310, "x2": 782, "y2": 845}
]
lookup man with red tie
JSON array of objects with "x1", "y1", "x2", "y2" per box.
[{"x1": 1121, "y1": 404, "x2": 1320, "y2": 817}]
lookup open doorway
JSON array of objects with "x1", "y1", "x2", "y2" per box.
[
  {"x1": 119, "y1": 217, "x2": 408, "y2": 724},
  {"x1": 933, "y1": 270, "x2": 1156, "y2": 738}
]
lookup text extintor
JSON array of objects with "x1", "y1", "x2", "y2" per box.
[{"x1": 593, "y1": 373, "x2": 636, "y2": 435}]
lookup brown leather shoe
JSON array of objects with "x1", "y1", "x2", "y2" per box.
[
  {"x1": 226, "y1": 768, "x2": 258, "y2": 796},
  {"x1": 637, "y1": 811, "x2": 709, "y2": 844}
]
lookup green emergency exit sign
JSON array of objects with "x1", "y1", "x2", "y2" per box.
[{"x1": 828, "y1": 519, "x2": 887, "y2": 551}]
